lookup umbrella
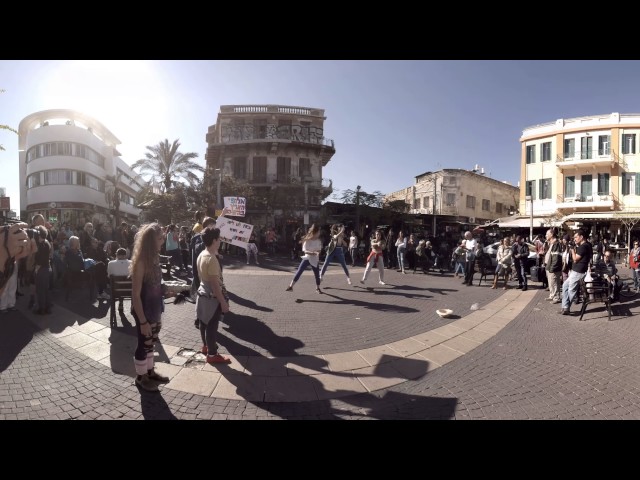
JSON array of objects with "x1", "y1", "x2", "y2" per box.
[{"x1": 472, "y1": 227, "x2": 485, "y2": 234}]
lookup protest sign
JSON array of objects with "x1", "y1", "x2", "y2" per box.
[
  {"x1": 224, "y1": 196, "x2": 246, "y2": 217},
  {"x1": 217, "y1": 216, "x2": 254, "y2": 249}
]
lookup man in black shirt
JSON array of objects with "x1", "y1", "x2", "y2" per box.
[{"x1": 561, "y1": 229, "x2": 592, "y2": 315}]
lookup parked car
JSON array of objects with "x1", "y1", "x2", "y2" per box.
[{"x1": 483, "y1": 241, "x2": 538, "y2": 273}]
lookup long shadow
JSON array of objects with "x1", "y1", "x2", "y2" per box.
[
  {"x1": 324, "y1": 285, "x2": 433, "y2": 300},
  {"x1": 0, "y1": 311, "x2": 38, "y2": 372},
  {"x1": 213, "y1": 330, "x2": 457, "y2": 419},
  {"x1": 139, "y1": 388, "x2": 178, "y2": 420},
  {"x1": 293, "y1": 292, "x2": 420, "y2": 313},
  {"x1": 227, "y1": 292, "x2": 274, "y2": 312},
  {"x1": 220, "y1": 313, "x2": 306, "y2": 356}
]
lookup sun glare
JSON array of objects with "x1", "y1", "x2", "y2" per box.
[{"x1": 36, "y1": 60, "x2": 171, "y2": 163}]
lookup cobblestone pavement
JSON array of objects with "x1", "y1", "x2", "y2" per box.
[{"x1": 3, "y1": 255, "x2": 640, "y2": 420}]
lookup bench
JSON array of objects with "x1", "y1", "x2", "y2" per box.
[
  {"x1": 579, "y1": 278, "x2": 612, "y2": 322},
  {"x1": 476, "y1": 255, "x2": 494, "y2": 285},
  {"x1": 63, "y1": 269, "x2": 95, "y2": 301},
  {"x1": 109, "y1": 275, "x2": 133, "y2": 328}
]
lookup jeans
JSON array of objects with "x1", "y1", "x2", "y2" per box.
[
  {"x1": 454, "y1": 260, "x2": 465, "y2": 275},
  {"x1": 292, "y1": 259, "x2": 320, "y2": 285},
  {"x1": 633, "y1": 268, "x2": 640, "y2": 289},
  {"x1": 35, "y1": 266, "x2": 52, "y2": 311},
  {"x1": 200, "y1": 305, "x2": 222, "y2": 355},
  {"x1": 397, "y1": 247, "x2": 406, "y2": 271},
  {"x1": 562, "y1": 270, "x2": 586, "y2": 310},
  {"x1": 547, "y1": 270, "x2": 562, "y2": 301},
  {"x1": 320, "y1": 246, "x2": 350, "y2": 278}
]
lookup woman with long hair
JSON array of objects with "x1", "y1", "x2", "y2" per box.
[
  {"x1": 130, "y1": 223, "x2": 171, "y2": 392},
  {"x1": 320, "y1": 223, "x2": 351, "y2": 285},
  {"x1": 361, "y1": 229, "x2": 386, "y2": 285},
  {"x1": 286, "y1": 224, "x2": 323, "y2": 294},
  {"x1": 395, "y1": 230, "x2": 407, "y2": 274}
]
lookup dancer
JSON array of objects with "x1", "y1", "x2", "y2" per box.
[
  {"x1": 320, "y1": 224, "x2": 351, "y2": 285},
  {"x1": 286, "y1": 224, "x2": 323, "y2": 294},
  {"x1": 361, "y1": 229, "x2": 386, "y2": 285}
]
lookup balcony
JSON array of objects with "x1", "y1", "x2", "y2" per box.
[
  {"x1": 555, "y1": 149, "x2": 619, "y2": 170},
  {"x1": 555, "y1": 192, "x2": 618, "y2": 211},
  {"x1": 439, "y1": 204, "x2": 459, "y2": 215},
  {"x1": 218, "y1": 123, "x2": 334, "y2": 149}
]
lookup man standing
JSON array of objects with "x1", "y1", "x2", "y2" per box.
[
  {"x1": 462, "y1": 231, "x2": 477, "y2": 286},
  {"x1": 629, "y1": 240, "x2": 640, "y2": 291},
  {"x1": 560, "y1": 229, "x2": 592, "y2": 315},
  {"x1": 513, "y1": 235, "x2": 529, "y2": 291},
  {"x1": 544, "y1": 229, "x2": 562, "y2": 303}
]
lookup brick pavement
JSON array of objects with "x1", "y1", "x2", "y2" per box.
[{"x1": 3, "y1": 256, "x2": 640, "y2": 419}]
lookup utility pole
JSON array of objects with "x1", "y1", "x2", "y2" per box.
[{"x1": 355, "y1": 185, "x2": 361, "y2": 235}]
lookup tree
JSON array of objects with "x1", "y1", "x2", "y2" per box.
[
  {"x1": 1, "y1": 89, "x2": 17, "y2": 152},
  {"x1": 131, "y1": 139, "x2": 204, "y2": 193},
  {"x1": 336, "y1": 188, "x2": 384, "y2": 207},
  {"x1": 105, "y1": 171, "x2": 126, "y2": 227},
  {"x1": 383, "y1": 199, "x2": 410, "y2": 213}
]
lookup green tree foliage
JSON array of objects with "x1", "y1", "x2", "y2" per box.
[{"x1": 131, "y1": 139, "x2": 204, "y2": 193}]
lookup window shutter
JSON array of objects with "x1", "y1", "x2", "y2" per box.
[{"x1": 636, "y1": 173, "x2": 640, "y2": 196}]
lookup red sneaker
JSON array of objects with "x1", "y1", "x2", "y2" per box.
[
  {"x1": 201, "y1": 345, "x2": 208, "y2": 355},
  {"x1": 206, "y1": 354, "x2": 231, "y2": 364}
]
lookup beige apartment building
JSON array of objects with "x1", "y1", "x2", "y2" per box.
[
  {"x1": 385, "y1": 168, "x2": 519, "y2": 234},
  {"x1": 519, "y1": 112, "x2": 640, "y2": 241},
  {"x1": 203, "y1": 104, "x2": 335, "y2": 238}
]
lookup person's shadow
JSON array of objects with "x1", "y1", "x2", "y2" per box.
[
  {"x1": 293, "y1": 291, "x2": 420, "y2": 313},
  {"x1": 139, "y1": 388, "x2": 178, "y2": 419},
  {"x1": 227, "y1": 292, "x2": 273, "y2": 312}
]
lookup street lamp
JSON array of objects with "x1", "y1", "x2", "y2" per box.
[
  {"x1": 355, "y1": 185, "x2": 361, "y2": 234},
  {"x1": 525, "y1": 195, "x2": 533, "y2": 241},
  {"x1": 215, "y1": 168, "x2": 222, "y2": 213}
]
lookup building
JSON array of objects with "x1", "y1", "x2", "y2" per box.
[
  {"x1": 204, "y1": 104, "x2": 336, "y2": 238},
  {"x1": 519, "y1": 112, "x2": 640, "y2": 241},
  {"x1": 18, "y1": 109, "x2": 143, "y2": 228},
  {"x1": 385, "y1": 168, "x2": 519, "y2": 236}
]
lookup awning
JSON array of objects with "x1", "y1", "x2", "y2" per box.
[
  {"x1": 560, "y1": 212, "x2": 618, "y2": 223},
  {"x1": 496, "y1": 216, "x2": 549, "y2": 228}
]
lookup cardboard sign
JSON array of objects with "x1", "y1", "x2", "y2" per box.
[
  {"x1": 223, "y1": 196, "x2": 246, "y2": 217},
  {"x1": 217, "y1": 216, "x2": 254, "y2": 249}
]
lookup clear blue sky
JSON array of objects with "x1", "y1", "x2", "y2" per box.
[{"x1": 3, "y1": 60, "x2": 640, "y2": 213}]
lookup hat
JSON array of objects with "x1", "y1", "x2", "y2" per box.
[{"x1": 563, "y1": 234, "x2": 571, "y2": 242}]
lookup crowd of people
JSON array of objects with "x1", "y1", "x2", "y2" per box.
[{"x1": 2, "y1": 211, "x2": 637, "y2": 394}]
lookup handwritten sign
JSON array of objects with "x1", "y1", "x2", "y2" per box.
[
  {"x1": 217, "y1": 216, "x2": 254, "y2": 250},
  {"x1": 224, "y1": 196, "x2": 246, "y2": 217}
]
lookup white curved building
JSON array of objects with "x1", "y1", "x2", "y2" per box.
[{"x1": 18, "y1": 109, "x2": 142, "y2": 227}]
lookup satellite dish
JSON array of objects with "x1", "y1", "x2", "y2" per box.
[
  {"x1": 468, "y1": 217, "x2": 476, "y2": 224},
  {"x1": 49, "y1": 202, "x2": 57, "y2": 208}
]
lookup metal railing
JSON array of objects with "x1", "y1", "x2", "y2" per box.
[
  {"x1": 556, "y1": 192, "x2": 619, "y2": 203},
  {"x1": 556, "y1": 149, "x2": 616, "y2": 162}
]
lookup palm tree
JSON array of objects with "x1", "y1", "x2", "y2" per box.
[
  {"x1": 105, "y1": 171, "x2": 125, "y2": 227},
  {"x1": 131, "y1": 139, "x2": 204, "y2": 193}
]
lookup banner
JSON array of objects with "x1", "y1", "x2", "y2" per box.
[
  {"x1": 223, "y1": 196, "x2": 246, "y2": 217},
  {"x1": 217, "y1": 216, "x2": 254, "y2": 249}
]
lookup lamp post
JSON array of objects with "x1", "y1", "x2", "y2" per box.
[
  {"x1": 215, "y1": 168, "x2": 222, "y2": 214},
  {"x1": 525, "y1": 195, "x2": 533, "y2": 241},
  {"x1": 355, "y1": 185, "x2": 361, "y2": 235}
]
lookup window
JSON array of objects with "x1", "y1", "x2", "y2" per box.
[
  {"x1": 564, "y1": 139, "x2": 575, "y2": 159},
  {"x1": 277, "y1": 157, "x2": 291, "y2": 182},
  {"x1": 495, "y1": 202, "x2": 503, "y2": 214},
  {"x1": 526, "y1": 145, "x2": 536, "y2": 164},
  {"x1": 466, "y1": 195, "x2": 476, "y2": 209},
  {"x1": 299, "y1": 158, "x2": 311, "y2": 177},
  {"x1": 232, "y1": 157, "x2": 246, "y2": 179},
  {"x1": 44, "y1": 170, "x2": 73, "y2": 185},
  {"x1": 414, "y1": 198, "x2": 420, "y2": 209},
  {"x1": 445, "y1": 193, "x2": 456, "y2": 206},
  {"x1": 422, "y1": 196, "x2": 429, "y2": 209},
  {"x1": 597, "y1": 173, "x2": 610, "y2": 195},
  {"x1": 444, "y1": 176, "x2": 456, "y2": 186},
  {"x1": 565, "y1": 176, "x2": 575, "y2": 198},
  {"x1": 623, "y1": 134, "x2": 636, "y2": 154},
  {"x1": 27, "y1": 173, "x2": 41, "y2": 189},
  {"x1": 526, "y1": 180, "x2": 536, "y2": 200},
  {"x1": 252, "y1": 157, "x2": 267, "y2": 182},
  {"x1": 482, "y1": 199, "x2": 490, "y2": 211},
  {"x1": 539, "y1": 178, "x2": 551, "y2": 200},
  {"x1": 598, "y1": 135, "x2": 610, "y2": 155},
  {"x1": 581, "y1": 175, "x2": 592, "y2": 200},
  {"x1": 580, "y1": 136, "x2": 593, "y2": 159},
  {"x1": 541, "y1": 142, "x2": 552, "y2": 162}
]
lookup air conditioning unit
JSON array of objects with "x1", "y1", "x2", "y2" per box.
[{"x1": 468, "y1": 217, "x2": 476, "y2": 223}]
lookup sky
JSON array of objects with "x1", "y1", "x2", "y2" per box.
[{"x1": 4, "y1": 60, "x2": 640, "y2": 213}]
